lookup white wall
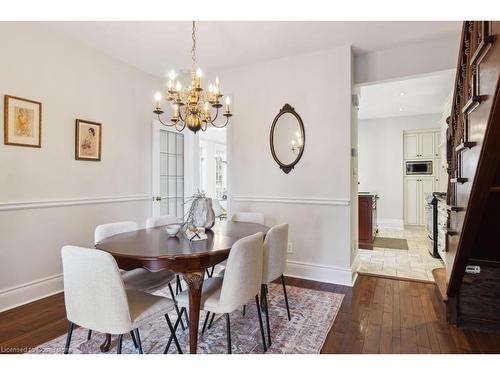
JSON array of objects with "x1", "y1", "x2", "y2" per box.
[
  {"x1": 354, "y1": 36, "x2": 460, "y2": 84},
  {"x1": 358, "y1": 114, "x2": 441, "y2": 228},
  {"x1": 220, "y1": 46, "x2": 356, "y2": 286},
  {"x1": 0, "y1": 23, "x2": 161, "y2": 311}
]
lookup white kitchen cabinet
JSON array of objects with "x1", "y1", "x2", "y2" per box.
[
  {"x1": 403, "y1": 129, "x2": 440, "y2": 159},
  {"x1": 404, "y1": 176, "x2": 434, "y2": 226},
  {"x1": 419, "y1": 132, "x2": 435, "y2": 159},
  {"x1": 404, "y1": 133, "x2": 419, "y2": 159}
]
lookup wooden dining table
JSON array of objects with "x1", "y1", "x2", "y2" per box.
[{"x1": 95, "y1": 220, "x2": 269, "y2": 354}]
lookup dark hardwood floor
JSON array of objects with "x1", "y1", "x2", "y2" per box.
[{"x1": 1, "y1": 274, "x2": 499, "y2": 354}]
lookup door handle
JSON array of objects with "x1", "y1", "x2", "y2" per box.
[{"x1": 153, "y1": 196, "x2": 162, "y2": 201}]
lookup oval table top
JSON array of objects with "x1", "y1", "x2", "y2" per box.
[{"x1": 95, "y1": 221, "x2": 269, "y2": 273}]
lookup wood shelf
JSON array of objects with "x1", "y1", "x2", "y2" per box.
[
  {"x1": 451, "y1": 177, "x2": 469, "y2": 184},
  {"x1": 456, "y1": 142, "x2": 477, "y2": 152},
  {"x1": 490, "y1": 186, "x2": 500, "y2": 193}
]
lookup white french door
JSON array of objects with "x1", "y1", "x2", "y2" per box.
[{"x1": 151, "y1": 121, "x2": 185, "y2": 220}]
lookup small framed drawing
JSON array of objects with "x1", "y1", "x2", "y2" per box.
[
  {"x1": 75, "y1": 119, "x2": 102, "y2": 161},
  {"x1": 4, "y1": 95, "x2": 42, "y2": 147}
]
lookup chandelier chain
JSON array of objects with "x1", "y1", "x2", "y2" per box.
[{"x1": 191, "y1": 21, "x2": 196, "y2": 69}]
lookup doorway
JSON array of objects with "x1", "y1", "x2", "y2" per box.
[{"x1": 355, "y1": 71, "x2": 453, "y2": 282}]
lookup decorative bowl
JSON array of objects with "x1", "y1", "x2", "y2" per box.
[{"x1": 165, "y1": 224, "x2": 181, "y2": 237}]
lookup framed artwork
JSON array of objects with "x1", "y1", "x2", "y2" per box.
[
  {"x1": 75, "y1": 119, "x2": 102, "y2": 161},
  {"x1": 4, "y1": 95, "x2": 42, "y2": 147}
]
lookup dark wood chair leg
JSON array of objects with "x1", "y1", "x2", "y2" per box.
[
  {"x1": 168, "y1": 282, "x2": 186, "y2": 331},
  {"x1": 281, "y1": 274, "x2": 291, "y2": 321},
  {"x1": 165, "y1": 314, "x2": 182, "y2": 354},
  {"x1": 255, "y1": 295, "x2": 267, "y2": 353},
  {"x1": 225, "y1": 313, "x2": 232, "y2": 354},
  {"x1": 130, "y1": 330, "x2": 138, "y2": 349},
  {"x1": 117, "y1": 334, "x2": 123, "y2": 354},
  {"x1": 261, "y1": 284, "x2": 272, "y2": 346},
  {"x1": 87, "y1": 329, "x2": 92, "y2": 341},
  {"x1": 164, "y1": 308, "x2": 184, "y2": 354},
  {"x1": 242, "y1": 305, "x2": 246, "y2": 316},
  {"x1": 64, "y1": 321, "x2": 74, "y2": 354},
  {"x1": 133, "y1": 328, "x2": 143, "y2": 354}
]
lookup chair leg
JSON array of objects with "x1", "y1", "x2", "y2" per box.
[
  {"x1": 261, "y1": 284, "x2": 272, "y2": 346},
  {"x1": 168, "y1": 283, "x2": 186, "y2": 331},
  {"x1": 165, "y1": 314, "x2": 183, "y2": 354},
  {"x1": 87, "y1": 329, "x2": 92, "y2": 341},
  {"x1": 242, "y1": 305, "x2": 246, "y2": 316},
  {"x1": 255, "y1": 295, "x2": 268, "y2": 353},
  {"x1": 164, "y1": 308, "x2": 184, "y2": 354},
  {"x1": 281, "y1": 274, "x2": 291, "y2": 321},
  {"x1": 208, "y1": 311, "x2": 216, "y2": 329},
  {"x1": 202, "y1": 311, "x2": 210, "y2": 334},
  {"x1": 130, "y1": 330, "x2": 138, "y2": 349},
  {"x1": 225, "y1": 313, "x2": 232, "y2": 354},
  {"x1": 64, "y1": 321, "x2": 74, "y2": 354},
  {"x1": 133, "y1": 328, "x2": 143, "y2": 354},
  {"x1": 117, "y1": 334, "x2": 123, "y2": 354}
]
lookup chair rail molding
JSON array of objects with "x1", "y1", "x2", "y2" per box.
[
  {"x1": 231, "y1": 195, "x2": 350, "y2": 206},
  {"x1": 0, "y1": 194, "x2": 151, "y2": 212}
]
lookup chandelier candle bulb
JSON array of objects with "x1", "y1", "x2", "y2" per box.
[
  {"x1": 155, "y1": 92, "x2": 162, "y2": 110},
  {"x1": 225, "y1": 97, "x2": 231, "y2": 113}
]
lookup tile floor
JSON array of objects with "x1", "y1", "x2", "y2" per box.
[{"x1": 357, "y1": 227, "x2": 444, "y2": 282}]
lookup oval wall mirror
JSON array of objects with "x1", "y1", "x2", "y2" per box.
[{"x1": 270, "y1": 104, "x2": 305, "y2": 174}]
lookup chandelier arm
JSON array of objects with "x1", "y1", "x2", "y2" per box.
[
  {"x1": 175, "y1": 121, "x2": 186, "y2": 132},
  {"x1": 210, "y1": 114, "x2": 230, "y2": 128},
  {"x1": 210, "y1": 106, "x2": 220, "y2": 123},
  {"x1": 157, "y1": 114, "x2": 175, "y2": 127}
]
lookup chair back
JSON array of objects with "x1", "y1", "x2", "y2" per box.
[
  {"x1": 231, "y1": 212, "x2": 265, "y2": 225},
  {"x1": 145, "y1": 215, "x2": 177, "y2": 229},
  {"x1": 61, "y1": 246, "x2": 132, "y2": 334},
  {"x1": 94, "y1": 221, "x2": 138, "y2": 245},
  {"x1": 262, "y1": 224, "x2": 289, "y2": 284},
  {"x1": 219, "y1": 232, "x2": 263, "y2": 312}
]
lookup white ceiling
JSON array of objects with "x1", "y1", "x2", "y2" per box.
[
  {"x1": 41, "y1": 21, "x2": 461, "y2": 77},
  {"x1": 358, "y1": 70, "x2": 455, "y2": 120}
]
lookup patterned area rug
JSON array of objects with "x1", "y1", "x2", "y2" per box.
[{"x1": 30, "y1": 283, "x2": 343, "y2": 354}]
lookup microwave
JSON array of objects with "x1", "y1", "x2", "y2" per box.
[{"x1": 406, "y1": 161, "x2": 433, "y2": 175}]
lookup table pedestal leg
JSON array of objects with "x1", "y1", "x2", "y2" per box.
[
  {"x1": 183, "y1": 270, "x2": 205, "y2": 354},
  {"x1": 100, "y1": 333, "x2": 112, "y2": 352}
]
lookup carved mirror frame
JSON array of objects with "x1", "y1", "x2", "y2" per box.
[{"x1": 270, "y1": 103, "x2": 305, "y2": 174}]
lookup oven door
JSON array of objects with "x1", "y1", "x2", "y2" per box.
[
  {"x1": 406, "y1": 161, "x2": 433, "y2": 175},
  {"x1": 425, "y1": 202, "x2": 434, "y2": 239}
]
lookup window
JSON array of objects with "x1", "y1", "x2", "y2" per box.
[{"x1": 159, "y1": 129, "x2": 184, "y2": 220}]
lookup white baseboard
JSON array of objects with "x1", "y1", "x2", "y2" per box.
[
  {"x1": 377, "y1": 218, "x2": 405, "y2": 230},
  {"x1": 285, "y1": 260, "x2": 357, "y2": 286},
  {"x1": 0, "y1": 274, "x2": 63, "y2": 313}
]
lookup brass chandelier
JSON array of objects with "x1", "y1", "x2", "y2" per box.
[{"x1": 153, "y1": 21, "x2": 232, "y2": 133}]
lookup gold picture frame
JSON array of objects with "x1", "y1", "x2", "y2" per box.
[
  {"x1": 4, "y1": 95, "x2": 42, "y2": 148},
  {"x1": 75, "y1": 119, "x2": 102, "y2": 161}
]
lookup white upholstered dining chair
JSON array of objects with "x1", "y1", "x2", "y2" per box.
[
  {"x1": 260, "y1": 223, "x2": 291, "y2": 347},
  {"x1": 94, "y1": 221, "x2": 186, "y2": 332},
  {"x1": 173, "y1": 232, "x2": 267, "y2": 354},
  {"x1": 61, "y1": 246, "x2": 182, "y2": 354},
  {"x1": 207, "y1": 211, "x2": 266, "y2": 279},
  {"x1": 145, "y1": 215, "x2": 185, "y2": 297}
]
